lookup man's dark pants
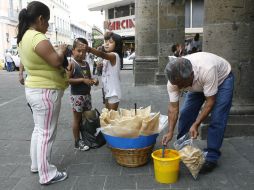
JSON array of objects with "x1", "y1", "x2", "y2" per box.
[{"x1": 177, "y1": 73, "x2": 234, "y2": 163}]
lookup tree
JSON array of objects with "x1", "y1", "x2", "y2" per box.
[{"x1": 92, "y1": 26, "x2": 104, "y2": 48}]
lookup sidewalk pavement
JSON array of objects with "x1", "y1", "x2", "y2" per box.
[{"x1": 0, "y1": 70, "x2": 253, "y2": 190}]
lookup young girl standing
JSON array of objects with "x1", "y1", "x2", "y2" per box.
[
  {"x1": 67, "y1": 38, "x2": 98, "y2": 151},
  {"x1": 85, "y1": 32, "x2": 123, "y2": 111}
]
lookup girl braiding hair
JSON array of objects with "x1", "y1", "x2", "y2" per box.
[
  {"x1": 84, "y1": 31, "x2": 123, "y2": 111},
  {"x1": 104, "y1": 31, "x2": 123, "y2": 67}
]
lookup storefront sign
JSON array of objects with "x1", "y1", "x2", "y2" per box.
[{"x1": 104, "y1": 15, "x2": 135, "y2": 36}]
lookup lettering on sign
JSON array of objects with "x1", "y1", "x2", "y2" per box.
[{"x1": 104, "y1": 18, "x2": 135, "y2": 31}]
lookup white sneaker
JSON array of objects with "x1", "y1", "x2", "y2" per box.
[
  {"x1": 44, "y1": 171, "x2": 68, "y2": 185},
  {"x1": 30, "y1": 168, "x2": 38, "y2": 173},
  {"x1": 74, "y1": 140, "x2": 89, "y2": 151}
]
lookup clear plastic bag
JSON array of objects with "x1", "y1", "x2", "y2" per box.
[{"x1": 174, "y1": 134, "x2": 205, "y2": 179}]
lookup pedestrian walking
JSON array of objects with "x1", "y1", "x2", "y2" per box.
[
  {"x1": 17, "y1": 1, "x2": 68, "y2": 185},
  {"x1": 162, "y1": 52, "x2": 234, "y2": 174},
  {"x1": 5, "y1": 51, "x2": 15, "y2": 72}
]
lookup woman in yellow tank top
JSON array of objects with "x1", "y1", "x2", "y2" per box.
[{"x1": 17, "y1": 1, "x2": 68, "y2": 185}]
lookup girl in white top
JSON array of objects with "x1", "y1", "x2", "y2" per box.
[{"x1": 85, "y1": 32, "x2": 123, "y2": 111}]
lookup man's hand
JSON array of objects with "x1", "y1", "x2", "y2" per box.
[
  {"x1": 162, "y1": 131, "x2": 174, "y2": 145},
  {"x1": 189, "y1": 123, "x2": 199, "y2": 139}
]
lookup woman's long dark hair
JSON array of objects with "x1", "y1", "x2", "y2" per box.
[
  {"x1": 104, "y1": 32, "x2": 123, "y2": 66},
  {"x1": 17, "y1": 1, "x2": 50, "y2": 45}
]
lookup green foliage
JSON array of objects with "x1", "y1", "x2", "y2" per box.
[
  {"x1": 92, "y1": 29, "x2": 104, "y2": 48},
  {"x1": 92, "y1": 39, "x2": 103, "y2": 48}
]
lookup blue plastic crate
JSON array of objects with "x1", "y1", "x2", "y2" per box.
[{"x1": 102, "y1": 133, "x2": 159, "y2": 149}]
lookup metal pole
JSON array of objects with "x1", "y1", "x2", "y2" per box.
[{"x1": 55, "y1": 29, "x2": 58, "y2": 45}]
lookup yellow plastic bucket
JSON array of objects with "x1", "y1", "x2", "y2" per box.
[{"x1": 151, "y1": 149, "x2": 180, "y2": 184}]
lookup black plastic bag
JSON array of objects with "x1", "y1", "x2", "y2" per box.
[{"x1": 80, "y1": 109, "x2": 106, "y2": 148}]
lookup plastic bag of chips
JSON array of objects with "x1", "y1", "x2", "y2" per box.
[{"x1": 174, "y1": 134, "x2": 205, "y2": 179}]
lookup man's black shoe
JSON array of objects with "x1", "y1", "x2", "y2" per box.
[{"x1": 199, "y1": 161, "x2": 217, "y2": 174}]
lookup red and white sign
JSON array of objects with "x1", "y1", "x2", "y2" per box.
[{"x1": 104, "y1": 15, "x2": 135, "y2": 36}]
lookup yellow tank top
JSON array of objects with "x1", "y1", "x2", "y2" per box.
[{"x1": 18, "y1": 29, "x2": 68, "y2": 90}]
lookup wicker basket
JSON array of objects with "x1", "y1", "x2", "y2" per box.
[{"x1": 110, "y1": 145, "x2": 154, "y2": 167}]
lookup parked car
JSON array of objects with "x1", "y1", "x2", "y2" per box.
[{"x1": 123, "y1": 52, "x2": 135, "y2": 65}]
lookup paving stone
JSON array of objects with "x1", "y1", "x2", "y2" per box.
[
  {"x1": 226, "y1": 137, "x2": 254, "y2": 164},
  {"x1": 190, "y1": 188, "x2": 228, "y2": 190},
  {"x1": 7, "y1": 128, "x2": 32, "y2": 140},
  {"x1": 196, "y1": 172, "x2": 233, "y2": 189},
  {"x1": 1, "y1": 70, "x2": 254, "y2": 189},
  {"x1": 170, "y1": 172, "x2": 207, "y2": 189},
  {"x1": 0, "y1": 155, "x2": 30, "y2": 165},
  {"x1": 0, "y1": 164, "x2": 18, "y2": 177},
  {"x1": 92, "y1": 161, "x2": 122, "y2": 176},
  {"x1": 68, "y1": 163, "x2": 93, "y2": 176},
  {"x1": 59, "y1": 151, "x2": 78, "y2": 169},
  {"x1": 229, "y1": 172, "x2": 254, "y2": 190},
  {"x1": 72, "y1": 176, "x2": 106, "y2": 190},
  {"x1": 121, "y1": 164, "x2": 151, "y2": 176},
  {"x1": 9, "y1": 165, "x2": 35, "y2": 178},
  {"x1": 90, "y1": 145, "x2": 113, "y2": 154},
  {"x1": 5, "y1": 141, "x2": 30, "y2": 156},
  {"x1": 55, "y1": 128, "x2": 73, "y2": 141},
  {"x1": 12, "y1": 176, "x2": 42, "y2": 190},
  {"x1": 136, "y1": 175, "x2": 169, "y2": 189},
  {"x1": 104, "y1": 175, "x2": 136, "y2": 190},
  {"x1": 0, "y1": 177, "x2": 20, "y2": 190},
  {"x1": 73, "y1": 152, "x2": 113, "y2": 164},
  {"x1": 52, "y1": 141, "x2": 73, "y2": 156}
]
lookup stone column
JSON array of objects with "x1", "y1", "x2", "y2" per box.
[
  {"x1": 134, "y1": 0, "x2": 185, "y2": 85},
  {"x1": 201, "y1": 0, "x2": 254, "y2": 138},
  {"x1": 134, "y1": 0, "x2": 158, "y2": 85},
  {"x1": 155, "y1": 0, "x2": 185, "y2": 85}
]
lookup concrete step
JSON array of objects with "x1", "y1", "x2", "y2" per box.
[{"x1": 200, "y1": 115, "x2": 254, "y2": 139}]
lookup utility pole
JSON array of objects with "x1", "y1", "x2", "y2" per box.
[{"x1": 55, "y1": 28, "x2": 58, "y2": 45}]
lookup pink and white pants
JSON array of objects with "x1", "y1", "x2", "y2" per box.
[{"x1": 25, "y1": 88, "x2": 64, "y2": 184}]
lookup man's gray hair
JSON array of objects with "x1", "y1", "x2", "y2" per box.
[{"x1": 164, "y1": 57, "x2": 193, "y2": 83}]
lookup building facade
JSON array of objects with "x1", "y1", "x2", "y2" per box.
[
  {"x1": 70, "y1": 21, "x2": 93, "y2": 46},
  {"x1": 45, "y1": 0, "x2": 71, "y2": 45},
  {"x1": 90, "y1": 0, "x2": 254, "y2": 137},
  {"x1": 0, "y1": 0, "x2": 71, "y2": 57},
  {"x1": 88, "y1": 0, "x2": 204, "y2": 56},
  {"x1": 88, "y1": 0, "x2": 136, "y2": 56},
  {"x1": 0, "y1": 0, "x2": 24, "y2": 57},
  {"x1": 0, "y1": 0, "x2": 88, "y2": 58}
]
